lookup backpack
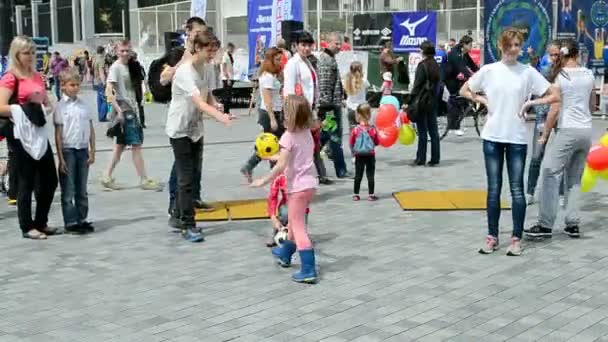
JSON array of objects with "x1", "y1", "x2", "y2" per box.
[
  {"x1": 353, "y1": 127, "x2": 375, "y2": 155},
  {"x1": 147, "y1": 47, "x2": 185, "y2": 103}
]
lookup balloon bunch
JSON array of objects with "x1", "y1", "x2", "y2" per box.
[
  {"x1": 376, "y1": 95, "x2": 416, "y2": 147},
  {"x1": 581, "y1": 133, "x2": 608, "y2": 192}
]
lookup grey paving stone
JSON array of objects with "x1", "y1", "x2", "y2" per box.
[{"x1": 1, "y1": 95, "x2": 608, "y2": 341}]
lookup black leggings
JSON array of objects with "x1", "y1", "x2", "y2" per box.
[{"x1": 354, "y1": 155, "x2": 375, "y2": 195}]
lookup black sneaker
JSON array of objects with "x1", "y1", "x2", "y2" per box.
[
  {"x1": 168, "y1": 215, "x2": 182, "y2": 231},
  {"x1": 194, "y1": 200, "x2": 214, "y2": 211},
  {"x1": 564, "y1": 225, "x2": 580, "y2": 238},
  {"x1": 65, "y1": 224, "x2": 87, "y2": 235},
  {"x1": 81, "y1": 222, "x2": 95, "y2": 233},
  {"x1": 524, "y1": 225, "x2": 552, "y2": 238},
  {"x1": 319, "y1": 177, "x2": 334, "y2": 185}
]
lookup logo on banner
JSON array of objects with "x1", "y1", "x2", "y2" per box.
[{"x1": 392, "y1": 12, "x2": 436, "y2": 53}]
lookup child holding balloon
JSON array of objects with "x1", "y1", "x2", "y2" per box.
[
  {"x1": 251, "y1": 95, "x2": 319, "y2": 284},
  {"x1": 350, "y1": 104, "x2": 380, "y2": 201}
]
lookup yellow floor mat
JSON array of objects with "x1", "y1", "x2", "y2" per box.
[
  {"x1": 194, "y1": 199, "x2": 268, "y2": 221},
  {"x1": 393, "y1": 190, "x2": 510, "y2": 211}
]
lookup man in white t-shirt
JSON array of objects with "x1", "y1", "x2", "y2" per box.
[{"x1": 220, "y1": 42, "x2": 235, "y2": 114}]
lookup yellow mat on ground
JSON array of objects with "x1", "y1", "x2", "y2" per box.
[
  {"x1": 393, "y1": 190, "x2": 510, "y2": 211},
  {"x1": 194, "y1": 199, "x2": 269, "y2": 221}
]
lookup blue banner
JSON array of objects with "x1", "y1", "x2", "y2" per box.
[
  {"x1": 392, "y1": 12, "x2": 437, "y2": 53},
  {"x1": 248, "y1": 0, "x2": 274, "y2": 76},
  {"x1": 484, "y1": 0, "x2": 552, "y2": 64},
  {"x1": 557, "y1": 0, "x2": 608, "y2": 74}
]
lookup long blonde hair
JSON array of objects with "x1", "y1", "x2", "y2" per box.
[
  {"x1": 344, "y1": 61, "x2": 364, "y2": 96},
  {"x1": 8, "y1": 35, "x2": 36, "y2": 75},
  {"x1": 284, "y1": 95, "x2": 312, "y2": 131}
]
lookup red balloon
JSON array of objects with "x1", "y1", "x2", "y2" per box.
[
  {"x1": 400, "y1": 112, "x2": 410, "y2": 124},
  {"x1": 587, "y1": 145, "x2": 608, "y2": 171},
  {"x1": 378, "y1": 125, "x2": 399, "y2": 148},
  {"x1": 376, "y1": 104, "x2": 399, "y2": 129}
]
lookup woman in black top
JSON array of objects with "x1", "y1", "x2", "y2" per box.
[
  {"x1": 409, "y1": 41, "x2": 441, "y2": 166},
  {"x1": 445, "y1": 36, "x2": 479, "y2": 133}
]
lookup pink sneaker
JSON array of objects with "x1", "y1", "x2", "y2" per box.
[
  {"x1": 506, "y1": 238, "x2": 523, "y2": 256},
  {"x1": 478, "y1": 235, "x2": 499, "y2": 254}
]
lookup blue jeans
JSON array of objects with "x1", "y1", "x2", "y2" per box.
[
  {"x1": 53, "y1": 75, "x2": 61, "y2": 100},
  {"x1": 94, "y1": 83, "x2": 107, "y2": 121},
  {"x1": 483, "y1": 140, "x2": 527, "y2": 239},
  {"x1": 319, "y1": 105, "x2": 347, "y2": 177},
  {"x1": 59, "y1": 148, "x2": 89, "y2": 227},
  {"x1": 169, "y1": 142, "x2": 203, "y2": 213}
]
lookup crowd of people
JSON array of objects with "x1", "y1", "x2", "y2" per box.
[{"x1": 0, "y1": 15, "x2": 598, "y2": 284}]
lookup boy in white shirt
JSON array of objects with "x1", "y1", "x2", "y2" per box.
[{"x1": 54, "y1": 69, "x2": 96, "y2": 235}]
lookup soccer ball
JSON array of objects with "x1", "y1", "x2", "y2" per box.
[
  {"x1": 255, "y1": 132, "x2": 279, "y2": 158},
  {"x1": 274, "y1": 227, "x2": 289, "y2": 246}
]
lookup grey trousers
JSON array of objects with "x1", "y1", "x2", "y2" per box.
[{"x1": 538, "y1": 128, "x2": 592, "y2": 228}]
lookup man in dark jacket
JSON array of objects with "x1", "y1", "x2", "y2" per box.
[
  {"x1": 318, "y1": 32, "x2": 351, "y2": 179},
  {"x1": 444, "y1": 36, "x2": 478, "y2": 135}
]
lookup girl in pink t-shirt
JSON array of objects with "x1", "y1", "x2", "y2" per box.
[{"x1": 252, "y1": 95, "x2": 319, "y2": 284}]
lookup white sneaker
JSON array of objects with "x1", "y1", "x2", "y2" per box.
[
  {"x1": 559, "y1": 196, "x2": 565, "y2": 208},
  {"x1": 526, "y1": 194, "x2": 535, "y2": 205},
  {"x1": 455, "y1": 129, "x2": 465, "y2": 136}
]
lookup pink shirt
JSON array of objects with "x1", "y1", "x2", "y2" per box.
[
  {"x1": 279, "y1": 129, "x2": 318, "y2": 193},
  {"x1": 0, "y1": 72, "x2": 46, "y2": 105}
]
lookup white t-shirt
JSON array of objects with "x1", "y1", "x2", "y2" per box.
[
  {"x1": 54, "y1": 95, "x2": 94, "y2": 149},
  {"x1": 344, "y1": 79, "x2": 370, "y2": 110},
  {"x1": 166, "y1": 62, "x2": 209, "y2": 142},
  {"x1": 258, "y1": 72, "x2": 282, "y2": 112},
  {"x1": 468, "y1": 61, "x2": 550, "y2": 144},
  {"x1": 556, "y1": 67, "x2": 594, "y2": 129},
  {"x1": 221, "y1": 52, "x2": 233, "y2": 81},
  {"x1": 107, "y1": 61, "x2": 137, "y2": 111}
]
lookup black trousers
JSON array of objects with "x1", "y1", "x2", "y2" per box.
[
  {"x1": 354, "y1": 155, "x2": 375, "y2": 195},
  {"x1": 7, "y1": 139, "x2": 18, "y2": 199},
  {"x1": 222, "y1": 80, "x2": 233, "y2": 114},
  {"x1": 14, "y1": 141, "x2": 58, "y2": 233},
  {"x1": 171, "y1": 137, "x2": 203, "y2": 229}
]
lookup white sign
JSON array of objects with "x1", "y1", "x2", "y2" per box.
[
  {"x1": 190, "y1": 0, "x2": 207, "y2": 20},
  {"x1": 408, "y1": 52, "x2": 422, "y2": 92},
  {"x1": 232, "y1": 48, "x2": 250, "y2": 81}
]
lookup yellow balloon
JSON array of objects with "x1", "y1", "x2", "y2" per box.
[
  {"x1": 255, "y1": 133, "x2": 280, "y2": 158},
  {"x1": 598, "y1": 168, "x2": 608, "y2": 180},
  {"x1": 600, "y1": 133, "x2": 608, "y2": 147},
  {"x1": 581, "y1": 165, "x2": 598, "y2": 193},
  {"x1": 398, "y1": 124, "x2": 416, "y2": 146}
]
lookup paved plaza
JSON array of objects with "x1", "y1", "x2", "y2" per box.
[{"x1": 2, "y1": 89, "x2": 608, "y2": 342}]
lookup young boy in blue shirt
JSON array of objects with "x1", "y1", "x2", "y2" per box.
[{"x1": 54, "y1": 68, "x2": 96, "y2": 234}]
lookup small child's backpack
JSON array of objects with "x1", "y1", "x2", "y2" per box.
[{"x1": 353, "y1": 127, "x2": 375, "y2": 155}]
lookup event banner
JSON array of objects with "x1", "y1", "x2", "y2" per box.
[
  {"x1": 392, "y1": 12, "x2": 437, "y2": 53},
  {"x1": 484, "y1": 0, "x2": 552, "y2": 64},
  {"x1": 247, "y1": 0, "x2": 273, "y2": 75},
  {"x1": 352, "y1": 13, "x2": 393, "y2": 50},
  {"x1": 247, "y1": 0, "x2": 302, "y2": 76},
  {"x1": 271, "y1": 0, "x2": 303, "y2": 47},
  {"x1": 557, "y1": 0, "x2": 608, "y2": 74}
]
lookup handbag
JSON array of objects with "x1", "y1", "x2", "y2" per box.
[{"x1": 0, "y1": 73, "x2": 19, "y2": 139}]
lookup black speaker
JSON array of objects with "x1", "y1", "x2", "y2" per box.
[
  {"x1": 281, "y1": 20, "x2": 303, "y2": 51},
  {"x1": 164, "y1": 31, "x2": 185, "y2": 54}
]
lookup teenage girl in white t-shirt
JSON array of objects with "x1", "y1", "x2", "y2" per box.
[
  {"x1": 460, "y1": 28, "x2": 560, "y2": 256},
  {"x1": 525, "y1": 38, "x2": 594, "y2": 240}
]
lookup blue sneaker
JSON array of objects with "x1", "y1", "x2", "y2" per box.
[
  {"x1": 271, "y1": 240, "x2": 296, "y2": 267},
  {"x1": 183, "y1": 228, "x2": 205, "y2": 243},
  {"x1": 292, "y1": 249, "x2": 317, "y2": 284}
]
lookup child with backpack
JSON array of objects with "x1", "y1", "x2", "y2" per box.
[{"x1": 349, "y1": 104, "x2": 379, "y2": 201}]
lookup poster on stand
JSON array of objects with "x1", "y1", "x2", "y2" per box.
[
  {"x1": 392, "y1": 12, "x2": 437, "y2": 53},
  {"x1": 557, "y1": 0, "x2": 608, "y2": 75},
  {"x1": 484, "y1": 0, "x2": 552, "y2": 64}
]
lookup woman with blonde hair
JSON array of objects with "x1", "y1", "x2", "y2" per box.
[
  {"x1": 343, "y1": 61, "x2": 370, "y2": 131},
  {"x1": 0, "y1": 35, "x2": 58, "y2": 240}
]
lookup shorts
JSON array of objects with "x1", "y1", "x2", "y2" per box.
[{"x1": 115, "y1": 111, "x2": 143, "y2": 146}]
